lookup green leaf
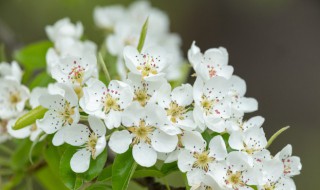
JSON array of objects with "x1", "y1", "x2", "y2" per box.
[
  {"x1": 14, "y1": 41, "x2": 52, "y2": 70},
  {"x1": 82, "y1": 149, "x2": 108, "y2": 181},
  {"x1": 13, "y1": 106, "x2": 48, "y2": 130},
  {"x1": 133, "y1": 168, "x2": 164, "y2": 178},
  {"x1": 59, "y1": 146, "x2": 83, "y2": 190},
  {"x1": 44, "y1": 144, "x2": 61, "y2": 177},
  {"x1": 160, "y1": 162, "x2": 179, "y2": 175},
  {"x1": 10, "y1": 139, "x2": 32, "y2": 170},
  {"x1": 137, "y1": 17, "x2": 149, "y2": 53},
  {"x1": 112, "y1": 149, "x2": 137, "y2": 190},
  {"x1": 35, "y1": 167, "x2": 69, "y2": 190},
  {"x1": 182, "y1": 173, "x2": 190, "y2": 190},
  {"x1": 266, "y1": 126, "x2": 290, "y2": 148},
  {"x1": 2, "y1": 172, "x2": 25, "y2": 190},
  {"x1": 85, "y1": 182, "x2": 112, "y2": 190},
  {"x1": 97, "y1": 165, "x2": 112, "y2": 182},
  {"x1": 30, "y1": 72, "x2": 54, "y2": 89}
]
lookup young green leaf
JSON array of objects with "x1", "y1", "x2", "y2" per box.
[
  {"x1": 14, "y1": 41, "x2": 52, "y2": 70},
  {"x1": 112, "y1": 149, "x2": 137, "y2": 190},
  {"x1": 97, "y1": 165, "x2": 112, "y2": 182},
  {"x1": 137, "y1": 17, "x2": 149, "y2": 53},
  {"x1": 82, "y1": 149, "x2": 108, "y2": 181},
  {"x1": 266, "y1": 126, "x2": 290, "y2": 148},
  {"x1": 160, "y1": 161, "x2": 179, "y2": 175},
  {"x1": 44, "y1": 144, "x2": 61, "y2": 177},
  {"x1": 30, "y1": 72, "x2": 54, "y2": 89},
  {"x1": 13, "y1": 106, "x2": 48, "y2": 130},
  {"x1": 132, "y1": 168, "x2": 164, "y2": 178},
  {"x1": 10, "y1": 139, "x2": 32, "y2": 170},
  {"x1": 59, "y1": 146, "x2": 83, "y2": 190}
]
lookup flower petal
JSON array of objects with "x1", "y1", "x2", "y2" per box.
[
  {"x1": 133, "y1": 142, "x2": 157, "y2": 167},
  {"x1": 109, "y1": 130, "x2": 133, "y2": 154},
  {"x1": 70, "y1": 148, "x2": 91, "y2": 173}
]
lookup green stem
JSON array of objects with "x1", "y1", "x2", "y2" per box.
[
  {"x1": 266, "y1": 126, "x2": 290, "y2": 148},
  {"x1": 98, "y1": 53, "x2": 111, "y2": 83}
]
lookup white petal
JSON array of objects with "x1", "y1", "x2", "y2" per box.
[
  {"x1": 181, "y1": 130, "x2": 206, "y2": 152},
  {"x1": 104, "y1": 110, "x2": 122, "y2": 129},
  {"x1": 209, "y1": 135, "x2": 228, "y2": 161},
  {"x1": 151, "y1": 129, "x2": 178, "y2": 153},
  {"x1": 109, "y1": 130, "x2": 133, "y2": 154},
  {"x1": 243, "y1": 116, "x2": 265, "y2": 131},
  {"x1": 132, "y1": 142, "x2": 157, "y2": 167},
  {"x1": 177, "y1": 149, "x2": 196, "y2": 172},
  {"x1": 123, "y1": 46, "x2": 140, "y2": 74},
  {"x1": 88, "y1": 115, "x2": 106, "y2": 136},
  {"x1": 227, "y1": 151, "x2": 252, "y2": 171},
  {"x1": 70, "y1": 148, "x2": 91, "y2": 173},
  {"x1": 121, "y1": 102, "x2": 144, "y2": 127},
  {"x1": 229, "y1": 132, "x2": 245, "y2": 150},
  {"x1": 93, "y1": 136, "x2": 106, "y2": 159},
  {"x1": 36, "y1": 110, "x2": 63, "y2": 134},
  {"x1": 7, "y1": 120, "x2": 31, "y2": 139},
  {"x1": 52, "y1": 127, "x2": 67, "y2": 146},
  {"x1": 171, "y1": 84, "x2": 193, "y2": 106},
  {"x1": 64, "y1": 124, "x2": 90, "y2": 146}
]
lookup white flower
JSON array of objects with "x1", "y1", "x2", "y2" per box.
[
  {"x1": 193, "y1": 77, "x2": 231, "y2": 132},
  {"x1": 274, "y1": 145, "x2": 302, "y2": 177},
  {"x1": 0, "y1": 61, "x2": 23, "y2": 82},
  {"x1": 93, "y1": 5, "x2": 125, "y2": 30},
  {"x1": 0, "y1": 79, "x2": 30, "y2": 119},
  {"x1": 80, "y1": 78, "x2": 133, "y2": 129},
  {"x1": 228, "y1": 126, "x2": 268, "y2": 160},
  {"x1": 45, "y1": 18, "x2": 83, "y2": 42},
  {"x1": 189, "y1": 172, "x2": 222, "y2": 190},
  {"x1": 258, "y1": 176, "x2": 296, "y2": 190},
  {"x1": 124, "y1": 46, "x2": 169, "y2": 81},
  {"x1": 212, "y1": 152, "x2": 264, "y2": 189},
  {"x1": 46, "y1": 38, "x2": 97, "y2": 74},
  {"x1": 109, "y1": 102, "x2": 178, "y2": 167},
  {"x1": 126, "y1": 72, "x2": 168, "y2": 107},
  {"x1": 64, "y1": 115, "x2": 106, "y2": 173},
  {"x1": 51, "y1": 53, "x2": 97, "y2": 87},
  {"x1": 159, "y1": 130, "x2": 207, "y2": 163},
  {"x1": 154, "y1": 83, "x2": 195, "y2": 134},
  {"x1": 227, "y1": 75, "x2": 258, "y2": 118},
  {"x1": 227, "y1": 115, "x2": 265, "y2": 133},
  {"x1": 188, "y1": 41, "x2": 233, "y2": 80},
  {"x1": 178, "y1": 135, "x2": 227, "y2": 177},
  {"x1": 36, "y1": 84, "x2": 79, "y2": 146}
]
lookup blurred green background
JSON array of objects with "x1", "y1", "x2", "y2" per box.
[{"x1": 0, "y1": 0, "x2": 319, "y2": 189}]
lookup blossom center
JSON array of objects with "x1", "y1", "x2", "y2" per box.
[
  {"x1": 128, "y1": 120, "x2": 154, "y2": 145},
  {"x1": 166, "y1": 102, "x2": 186, "y2": 123},
  {"x1": 201, "y1": 95, "x2": 215, "y2": 115},
  {"x1": 103, "y1": 94, "x2": 120, "y2": 113},
  {"x1": 86, "y1": 133, "x2": 98, "y2": 159},
  {"x1": 68, "y1": 64, "x2": 85, "y2": 84},
  {"x1": 9, "y1": 93, "x2": 21, "y2": 105},
  {"x1": 193, "y1": 151, "x2": 214, "y2": 172},
  {"x1": 134, "y1": 89, "x2": 149, "y2": 106},
  {"x1": 60, "y1": 101, "x2": 76, "y2": 125},
  {"x1": 137, "y1": 54, "x2": 158, "y2": 77},
  {"x1": 226, "y1": 171, "x2": 245, "y2": 188},
  {"x1": 207, "y1": 65, "x2": 217, "y2": 78}
]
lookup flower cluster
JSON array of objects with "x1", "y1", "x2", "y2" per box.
[{"x1": 1, "y1": 1, "x2": 301, "y2": 190}]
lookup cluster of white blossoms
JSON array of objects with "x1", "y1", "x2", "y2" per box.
[
  {"x1": 1, "y1": 2, "x2": 301, "y2": 190},
  {"x1": 94, "y1": 1, "x2": 184, "y2": 80}
]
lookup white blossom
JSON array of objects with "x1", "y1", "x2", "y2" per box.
[
  {"x1": 0, "y1": 79, "x2": 30, "y2": 119},
  {"x1": 80, "y1": 78, "x2": 133, "y2": 129},
  {"x1": 65, "y1": 115, "x2": 107, "y2": 173}
]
